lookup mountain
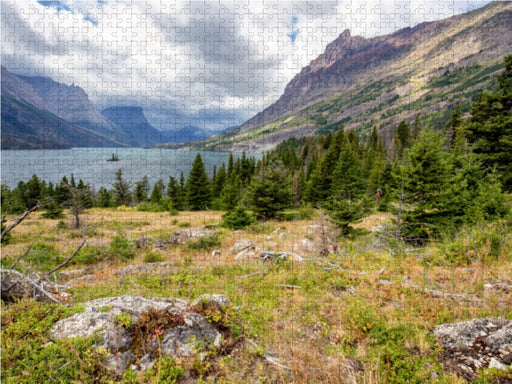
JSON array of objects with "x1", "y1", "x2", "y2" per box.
[
  {"x1": 17, "y1": 74, "x2": 124, "y2": 140},
  {"x1": 101, "y1": 106, "x2": 167, "y2": 146},
  {"x1": 1, "y1": 66, "x2": 122, "y2": 149},
  {"x1": 196, "y1": 1, "x2": 512, "y2": 152}
]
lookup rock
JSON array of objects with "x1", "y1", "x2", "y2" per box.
[
  {"x1": 272, "y1": 227, "x2": 285, "y2": 235},
  {"x1": 296, "y1": 238, "x2": 318, "y2": 254},
  {"x1": 51, "y1": 295, "x2": 226, "y2": 377},
  {"x1": 489, "y1": 357, "x2": 508, "y2": 371},
  {"x1": 483, "y1": 280, "x2": 512, "y2": 294},
  {"x1": 115, "y1": 262, "x2": 174, "y2": 277},
  {"x1": 369, "y1": 225, "x2": 385, "y2": 233},
  {"x1": 230, "y1": 239, "x2": 255, "y2": 255},
  {"x1": 433, "y1": 317, "x2": 512, "y2": 379},
  {"x1": 135, "y1": 236, "x2": 150, "y2": 249},
  {"x1": 154, "y1": 228, "x2": 216, "y2": 249},
  {"x1": 259, "y1": 250, "x2": 303, "y2": 263},
  {"x1": 192, "y1": 294, "x2": 232, "y2": 309},
  {"x1": 231, "y1": 239, "x2": 259, "y2": 261}
]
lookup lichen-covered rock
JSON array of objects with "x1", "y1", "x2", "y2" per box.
[
  {"x1": 230, "y1": 239, "x2": 255, "y2": 255},
  {"x1": 433, "y1": 317, "x2": 512, "y2": 379},
  {"x1": 51, "y1": 295, "x2": 225, "y2": 377}
]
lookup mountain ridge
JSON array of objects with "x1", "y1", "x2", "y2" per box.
[{"x1": 197, "y1": 1, "x2": 512, "y2": 152}]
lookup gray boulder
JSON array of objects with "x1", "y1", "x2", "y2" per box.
[
  {"x1": 51, "y1": 295, "x2": 225, "y2": 377},
  {"x1": 433, "y1": 317, "x2": 512, "y2": 379}
]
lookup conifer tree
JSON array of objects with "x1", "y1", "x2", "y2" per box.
[
  {"x1": 466, "y1": 55, "x2": 512, "y2": 190},
  {"x1": 112, "y1": 169, "x2": 132, "y2": 206},
  {"x1": 401, "y1": 130, "x2": 451, "y2": 242},
  {"x1": 150, "y1": 179, "x2": 165, "y2": 204},
  {"x1": 329, "y1": 142, "x2": 369, "y2": 235},
  {"x1": 97, "y1": 187, "x2": 112, "y2": 208},
  {"x1": 394, "y1": 121, "x2": 411, "y2": 160},
  {"x1": 167, "y1": 176, "x2": 185, "y2": 210},
  {"x1": 186, "y1": 154, "x2": 211, "y2": 210},
  {"x1": 248, "y1": 160, "x2": 291, "y2": 220},
  {"x1": 134, "y1": 176, "x2": 150, "y2": 203}
]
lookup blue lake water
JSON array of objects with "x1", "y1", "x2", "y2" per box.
[{"x1": 1, "y1": 148, "x2": 258, "y2": 189}]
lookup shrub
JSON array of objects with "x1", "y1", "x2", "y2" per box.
[
  {"x1": 143, "y1": 249, "x2": 165, "y2": 263},
  {"x1": 73, "y1": 245, "x2": 105, "y2": 266},
  {"x1": 187, "y1": 233, "x2": 221, "y2": 251},
  {"x1": 220, "y1": 206, "x2": 255, "y2": 230},
  {"x1": 108, "y1": 231, "x2": 136, "y2": 261}
]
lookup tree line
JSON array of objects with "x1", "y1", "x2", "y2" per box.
[{"x1": 2, "y1": 55, "x2": 510, "y2": 242}]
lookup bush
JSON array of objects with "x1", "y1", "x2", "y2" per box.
[
  {"x1": 143, "y1": 249, "x2": 165, "y2": 263},
  {"x1": 187, "y1": 233, "x2": 221, "y2": 250},
  {"x1": 220, "y1": 206, "x2": 255, "y2": 230},
  {"x1": 108, "y1": 231, "x2": 136, "y2": 261},
  {"x1": 136, "y1": 200, "x2": 171, "y2": 212},
  {"x1": 73, "y1": 245, "x2": 105, "y2": 266}
]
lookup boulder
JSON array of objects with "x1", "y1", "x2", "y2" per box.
[
  {"x1": 433, "y1": 317, "x2": 512, "y2": 379},
  {"x1": 230, "y1": 239, "x2": 255, "y2": 255},
  {"x1": 51, "y1": 295, "x2": 227, "y2": 377},
  {"x1": 231, "y1": 239, "x2": 259, "y2": 261},
  {"x1": 115, "y1": 262, "x2": 174, "y2": 277}
]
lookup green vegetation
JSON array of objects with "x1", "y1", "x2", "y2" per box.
[{"x1": 1, "y1": 56, "x2": 511, "y2": 384}]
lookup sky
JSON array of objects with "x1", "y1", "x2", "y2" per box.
[{"x1": 1, "y1": 0, "x2": 493, "y2": 131}]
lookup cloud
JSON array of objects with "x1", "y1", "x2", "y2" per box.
[{"x1": 1, "y1": 0, "x2": 493, "y2": 131}]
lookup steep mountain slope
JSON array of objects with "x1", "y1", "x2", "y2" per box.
[
  {"x1": 1, "y1": 67, "x2": 122, "y2": 149},
  {"x1": 101, "y1": 106, "x2": 166, "y2": 146},
  {"x1": 17, "y1": 74, "x2": 124, "y2": 140},
  {"x1": 198, "y1": 1, "x2": 512, "y2": 151}
]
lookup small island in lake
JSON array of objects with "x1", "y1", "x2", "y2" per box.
[{"x1": 107, "y1": 153, "x2": 120, "y2": 162}]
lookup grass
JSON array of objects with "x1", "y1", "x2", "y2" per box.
[{"x1": 1, "y1": 207, "x2": 511, "y2": 383}]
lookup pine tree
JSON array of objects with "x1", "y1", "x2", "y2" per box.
[
  {"x1": 248, "y1": 161, "x2": 291, "y2": 220},
  {"x1": 112, "y1": 169, "x2": 132, "y2": 206},
  {"x1": 444, "y1": 104, "x2": 463, "y2": 150},
  {"x1": 186, "y1": 154, "x2": 211, "y2": 210},
  {"x1": 220, "y1": 174, "x2": 241, "y2": 211},
  {"x1": 466, "y1": 55, "x2": 512, "y2": 190},
  {"x1": 150, "y1": 179, "x2": 165, "y2": 204},
  {"x1": 394, "y1": 121, "x2": 411, "y2": 160},
  {"x1": 329, "y1": 142, "x2": 369, "y2": 235},
  {"x1": 97, "y1": 187, "x2": 112, "y2": 208},
  {"x1": 401, "y1": 130, "x2": 451, "y2": 242},
  {"x1": 134, "y1": 176, "x2": 150, "y2": 203},
  {"x1": 167, "y1": 176, "x2": 185, "y2": 210}
]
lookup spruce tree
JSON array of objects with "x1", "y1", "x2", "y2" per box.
[
  {"x1": 466, "y1": 55, "x2": 512, "y2": 190},
  {"x1": 112, "y1": 169, "x2": 132, "y2": 206},
  {"x1": 134, "y1": 176, "x2": 150, "y2": 203},
  {"x1": 186, "y1": 154, "x2": 211, "y2": 210},
  {"x1": 167, "y1": 176, "x2": 185, "y2": 210},
  {"x1": 248, "y1": 161, "x2": 291, "y2": 220},
  {"x1": 329, "y1": 142, "x2": 369, "y2": 235}
]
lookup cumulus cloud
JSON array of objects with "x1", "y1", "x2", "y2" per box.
[{"x1": 1, "y1": 0, "x2": 491, "y2": 131}]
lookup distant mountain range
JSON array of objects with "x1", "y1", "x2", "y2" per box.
[
  {"x1": 1, "y1": 68, "x2": 216, "y2": 149},
  {"x1": 195, "y1": 1, "x2": 512, "y2": 152}
]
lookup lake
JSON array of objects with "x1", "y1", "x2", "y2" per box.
[{"x1": 1, "y1": 148, "x2": 258, "y2": 189}]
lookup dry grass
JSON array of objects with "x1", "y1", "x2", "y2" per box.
[{"x1": 2, "y1": 208, "x2": 511, "y2": 383}]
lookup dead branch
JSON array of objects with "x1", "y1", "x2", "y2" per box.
[
  {"x1": 1, "y1": 269, "x2": 62, "y2": 304},
  {"x1": 9, "y1": 232, "x2": 42, "y2": 270},
  {"x1": 1, "y1": 202, "x2": 42, "y2": 242},
  {"x1": 38, "y1": 226, "x2": 88, "y2": 282}
]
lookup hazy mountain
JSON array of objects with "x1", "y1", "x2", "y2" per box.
[
  {"x1": 101, "y1": 106, "x2": 167, "y2": 147},
  {"x1": 196, "y1": 1, "x2": 512, "y2": 152},
  {"x1": 1, "y1": 66, "x2": 122, "y2": 149}
]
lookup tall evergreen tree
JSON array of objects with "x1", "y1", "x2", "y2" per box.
[
  {"x1": 466, "y1": 55, "x2": 512, "y2": 190},
  {"x1": 167, "y1": 176, "x2": 185, "y2": 210},
  {"x1": 329, "y1": 142, "x2": 369, "y2": 235},
  {"x1": 186, "y1": 154, "x2": 211, "y2": 210},
  {"x1": 112, "y1": 169, "x2": 132, "y2": 206},
  {"x1": 248, "y1": 161, "x2": 292, "y2": 220},
  {"x1": 134, "y1": 176, "x2": 150, "y2": 203}
]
